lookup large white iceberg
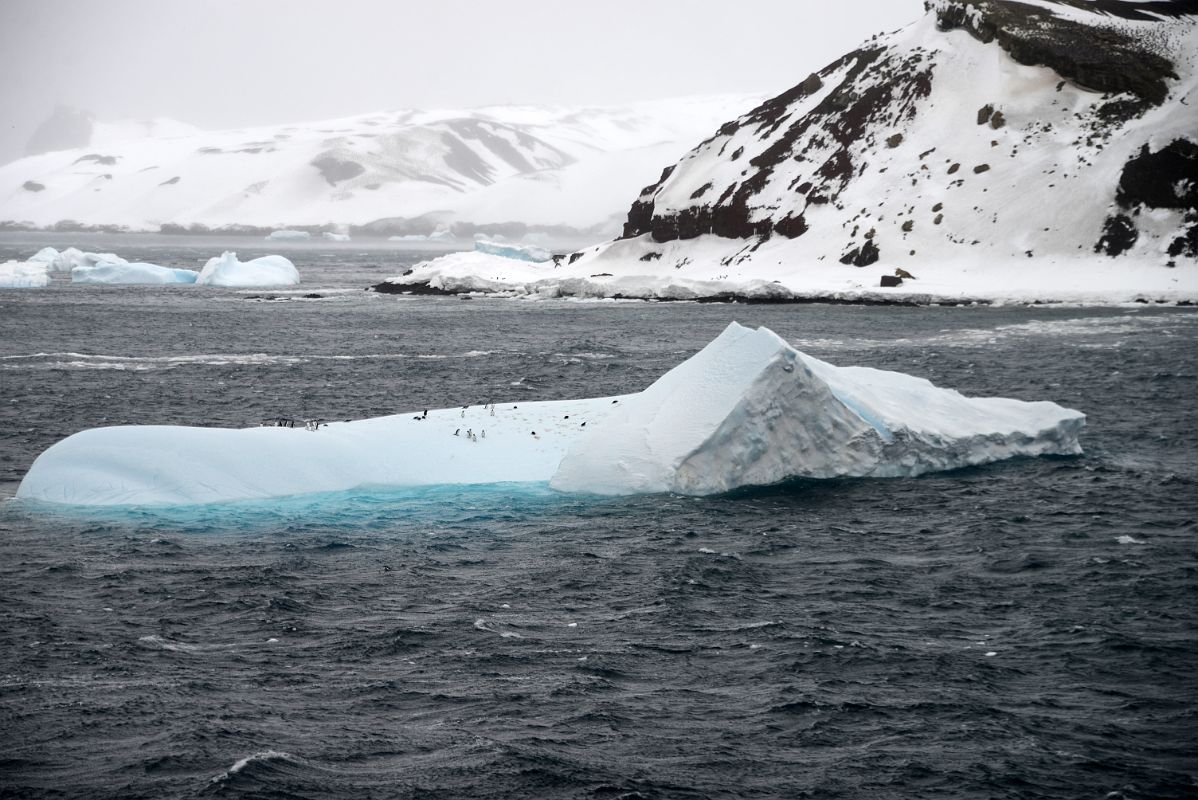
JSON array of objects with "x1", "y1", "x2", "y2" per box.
[
  {"x1": 196, "y1": 251, "x2": 300, "y2": 287},
  {"x1": 0, "y1": 260, "x2": 51, "y2": 288},
  {"x1": 71, "y1": 262, "x2": 199, "y2": 285},
  {"x1": 265, "y1": 229, "x2": 311, "y2": 241},
  {"x1": 17, "y1": 324, "x2": 1084, "y2": 508}
]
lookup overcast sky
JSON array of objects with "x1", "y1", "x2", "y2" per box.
[{"x1": 0, "y1": 0, "x2": 923, "y2": 165}]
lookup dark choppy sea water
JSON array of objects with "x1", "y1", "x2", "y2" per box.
[{"x1": 1, "y1": 236, "x2": 1196, "y2": 799}]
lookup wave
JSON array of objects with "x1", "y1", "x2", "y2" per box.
[
  {"x1": 792, "y1": 311, "x2": 1198, "y2": 352},
  {"x1": 0, "y1": 349, "x2": 510, "y2": 371},
  {"x1": 10, "y1": 482, "x2": 576, "y2": 531}
]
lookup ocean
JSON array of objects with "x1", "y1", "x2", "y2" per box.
[{"x1": 1, "y1": 236, "x2": 1196, "y2": 798}]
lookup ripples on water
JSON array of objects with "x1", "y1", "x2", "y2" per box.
[{"x1": 0, "y1": 237, "x2": 1196, "y2": 798}]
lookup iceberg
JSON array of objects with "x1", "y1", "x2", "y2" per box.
[
  {"x1": 29, "y1": 246, "x2": 128, "y2": 272},
  {"x1": 29, "y1": 246, "x2": 61, "y2": 265},
  {"x1": 195, "y1": 251, "x2": 300, "y2": 287},
  {"x1": 265, "y1": 229, "x2": 311, "y2": 241},
  {"x1": 17, "y1": 323, "x2": 1084, "y2": 508},
  {"x1": 321, "y1": 232, "x2": 351, "y2": 242},
  {"x1": 71, "y1": 262, "x2": 199, "y2": 285},
  {"x1": 551, "y1": 324, "x2": 1084, "y2": 494},
  {"x1": 0, "y1": 260, "x2": 51, "y2": 288},
  {"x1": 473, "y1": 239, "x2": 552, "y2": 263}
]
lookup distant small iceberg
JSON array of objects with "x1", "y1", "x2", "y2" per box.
[
  {"x1": 196, "y1": 251, "x2": 300, "y2": 287},
  {"x1": 265, "y1": 229, "x2": 311, "y2": 241}
]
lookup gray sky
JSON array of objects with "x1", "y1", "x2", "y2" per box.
[{"x1": 0, "y1": 0, "x2": 923, "y2": 164}]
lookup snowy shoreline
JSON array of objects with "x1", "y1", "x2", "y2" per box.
[
  {"x1": 376, "y1": 279, "x2": 1196, "y2": 308},
  {"x1": 371, "y1": 248, "x2": 1198, "y2": 307}
]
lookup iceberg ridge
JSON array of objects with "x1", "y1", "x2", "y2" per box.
[{"x1": 549, "y1": 324, "x2": 1084, "y2": 495}]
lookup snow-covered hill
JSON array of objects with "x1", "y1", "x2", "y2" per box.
[
  {"x1": 388, "y1": 0, "x2": 1198, "y2": 303},
  {"x1": 0, "y1": 97, "x2": 759, "y2": 238},
  {"x1": 22, "y1": 106, "x2": 202, "y2": 158}
]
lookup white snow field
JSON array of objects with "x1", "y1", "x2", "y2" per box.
[
  {"x1": 17, "y1": 323, "x2": 1084, "y2": 507},
  {"x1": 71, "y1": 262, "x2": 199, "y2": 285},
  {"x1": 0, "y1": 96, "x2": 760, "y2": 236},
  {"x1": 0, "y1": 260, "x2": 51, "y2": 288},
  {"x1": 195, "y1": 252, "x2": 300, "y2": 287}
]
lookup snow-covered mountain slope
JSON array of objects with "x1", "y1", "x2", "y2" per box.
[
  {"x1": 389, "y1": 0, "x2": 1197, "y2": 302},
  {"x1": 0, "y1": 97, "x2": 759, "y2": 237},
  {"x1": 22, "y1": 105, "x2": 201, "y2": 158}
]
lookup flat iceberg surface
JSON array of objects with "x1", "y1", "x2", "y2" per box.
[
  {"x1": 71, "y1": 262, "x2": 199, "y2": 285},
  {"x1": 16, "y1": 323, "x2": 1084, "y2": 507},
  {"x1": 196, "y1": 251, "x2": 300, "y2": 287}
]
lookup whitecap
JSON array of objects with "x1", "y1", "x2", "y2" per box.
[
  {"x1": 210, "y1": 750, "x2": 294, "y2": 783},
  {"x1": 473, "y1": 618, "x2": 522, "y2": 638}
]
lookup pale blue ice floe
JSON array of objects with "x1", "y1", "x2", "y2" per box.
[
  {"x1": 473, "y1": 239, "x2": 552, "y2": 263},
  {"x1": 72, "y1": 262, "x2": 199, "y2": 285}
]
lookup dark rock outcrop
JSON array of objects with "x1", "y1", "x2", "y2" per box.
[
  {"x1": 929, "y1": 0, "x2": 1187, "y2": 108},
  {"x1": 840, "y1": 240, "x2": 881, "y2": 267},
  {"x1": 311, "y1": 155, "x2": 366, "y2": 186},
  {"x1": 622, "y1": 42, "x2": 933, "y2": 244},
  {"x1": 1099, "y1": 140, "x2": 1198, "y2": 256}
]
